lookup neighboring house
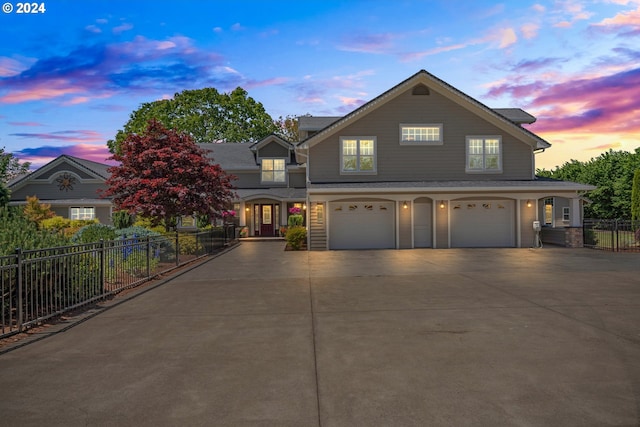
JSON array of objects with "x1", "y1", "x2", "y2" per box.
[
  {"x1": 295, "y1": 70, "x2": 594, "y2": 250},
  {"x1": 8, "y1": 155, "x2": 113, "y2": 224},
  {"x1": 198, "y1": 135, "x2": 306, "y2": 236}
]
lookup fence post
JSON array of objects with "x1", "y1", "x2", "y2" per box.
[
  {"x1": 146, "y1": 236, "x2": 151, "y2": 278},
  {"x1": 99, "y1": 239, "x2": 105, "y2": 294},
  {"x1": 175, "y1": 231, "x2": 180, "y2": 266},
  {"x1": 15, "y1": 247, "x2": 23, "y2": 332}
]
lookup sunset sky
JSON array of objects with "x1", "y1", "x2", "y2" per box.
[{"x1": 1, "y1": 0, "x2": 639, "y2": 170}]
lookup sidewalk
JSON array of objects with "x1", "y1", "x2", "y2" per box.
[{"x1": 0, "y1": 242, "x2": 639, "y2": 426}]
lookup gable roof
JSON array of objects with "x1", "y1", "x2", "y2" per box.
[
  {"x1": 297, "y1": 70, "x2": 551, "y2": 152},
  {"x1": 8, "y1": 154, "x2": 111, "y2": 191},
  {"x1": 249, "y1": 134, "x2": 294, "y2": 152}
]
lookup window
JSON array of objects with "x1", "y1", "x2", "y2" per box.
[
  {"x1": 316, "y1": 203, "x2": 324, "y2": 224},
  {"x1": 563, "y1": 207, "x2": 570, "y2": 222},
  {"x1": 261, "y1": 158, "x2": 286, "y2": 183},
  {"x1": 400, "y1": 124, "x2": 442, "y2": 145},
  {"x1": 466, "y1": 136, "x2": 502, "y2": 173},
  {"x1": 544, "y1": 198, "x2": 553, "y2": 225},
  {"x1": 70, "y1": 207, "x2": 95, "y2": 220},
  {"x1": 341, "y1": 137, "x2": 376, "y2": 173}
]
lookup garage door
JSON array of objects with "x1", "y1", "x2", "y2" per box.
[
  {"x1": 329, "y1": 201, "x2": 395, "y2": 249},
  {"x1": 450, "y1": 200, "x2": 515, "y2": 247}
]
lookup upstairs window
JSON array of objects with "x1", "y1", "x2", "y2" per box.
[
  {"x1": 341, "y1": 137, "x2": 376, "y2": 173},
  {"x1": 261, "y1": 158, "x2": 286, "y2": 183},
  {"x1": 466, "y1": 136, "x2": 502, "y2": 173},
  {"x1": 400, "y1": 124, "x2": 443, "y2": 145}
]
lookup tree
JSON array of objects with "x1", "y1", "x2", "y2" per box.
[
  {"x1": 274, "y1": 115, "x2": 299, "y2": 142},
  {"x1": 632, "y1": 169, "x2": 640, "y2": 222},
  {"x1": 102, "y1": 120, "x2": 236, "y2": 231},
  {"x1": 0, "y1": 147, "x2": 31, "y2": 206},
  {"x1": 23, "y1": 195, "x2": 55, "y2": 226},
  {"x1": 108, "y1": 87, "x2": 278, "y2": 154}
]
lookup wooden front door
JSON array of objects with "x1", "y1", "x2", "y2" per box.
[{"x1": 260, "y1": 204, "x2": 274, "y2": 236}]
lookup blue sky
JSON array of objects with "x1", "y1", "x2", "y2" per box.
[{"x1": 1, "y1": 0, "x2": 639, "y2": 170}]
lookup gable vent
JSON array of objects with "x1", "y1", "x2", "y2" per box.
[{"x1": 412, "y1": 84, "x2": 430, "y2": 95}]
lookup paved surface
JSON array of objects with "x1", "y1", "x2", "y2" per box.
[{"x1": 1, "y1": 242, "x2": 639, "y2": 426}]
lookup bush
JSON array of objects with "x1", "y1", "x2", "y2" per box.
[
  {"x1": 112, "y1": 210, "x2": 134, "y2": 229},
  {"x1": 42, "y1": 216, "x2": 97, "y2": 237},
  {"x1": 0, "y1": 207, "x2": 71, "y2": 255},
  {"x1": 285, "y1": 226, "x2": 307, "y2": 250},
  {"x1": 72, "y1": 223, "x2": 117, "y2": 244}
]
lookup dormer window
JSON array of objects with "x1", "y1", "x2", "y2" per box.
[{"x1": 261, "y1": 158, "x2": 286, "y2": 183}]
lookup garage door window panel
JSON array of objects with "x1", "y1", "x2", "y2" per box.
[{"x1": 341, "y1": 137, "x2": 376, "y2": 173}]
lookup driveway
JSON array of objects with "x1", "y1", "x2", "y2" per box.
[{"x1": 0, "y1": 242, "x2": 639, "y2": 426}]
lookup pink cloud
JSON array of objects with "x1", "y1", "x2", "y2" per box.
[
  {"x1": 8, "y1": 121, "x2": 45, "y2": 126},
  {"x1": 0, "y1": 81, "x2": 83, "y2": 103},
  {"x1": 338, "y1": 33, "x2": 397, "y2": 54},
  {"x1": 14, "y1": 144, "x2": 115, "y2": 168},
  {"x1": 591, "y1": 5, "x2": 640, "y2": 35}
]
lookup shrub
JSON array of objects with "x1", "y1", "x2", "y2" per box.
[
  {"x1": 72, "y1": 223, "x2": 117, "y2": 244},
  {"x1": 178, "y1": 233, "x2": 198, "y2": 255},
  {"x1": 42, "y1": 216, "x2": 97, "y2": 237},
  {"x1": 0, "y1": 207, "x2": 71, "y2": 255},
  {"x1": 112, "y1": 210, "x2": 134, "y2": 229},
  {"x1": 23, "y1": 196, "x2": 55, "y2": 226},
  {"x1": 285, "y1": 226, "x2": 307, "y2": 250}
]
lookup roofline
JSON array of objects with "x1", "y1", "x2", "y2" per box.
[
  {"x1": 297, "y1": 69, "x2": 551, "y2": 151},
  {"x1": 8, "y1": 154, "x2": 110, "y2": 190}
]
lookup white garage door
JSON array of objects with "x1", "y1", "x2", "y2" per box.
[
  {"x1": 329, "y1": 201, "x2": 395, "y2": 249},
  {"x1": 451, "y1": 200, "x2": 515, "y2": 247}
]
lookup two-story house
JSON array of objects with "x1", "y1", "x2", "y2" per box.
[
  {"x1": 295, "y1": 70, "x2": 594, "y2": 250},
  {"x1": 198, "y1": 135, "x2": 307, "y2": 236}
]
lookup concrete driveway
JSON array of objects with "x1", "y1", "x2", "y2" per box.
[{"x1": 0, "y1": 242, "x2": 639, "y2": 426}]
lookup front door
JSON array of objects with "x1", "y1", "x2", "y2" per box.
[{"x1": 260, "y1": 204, "x2": 274, "y2": 236}]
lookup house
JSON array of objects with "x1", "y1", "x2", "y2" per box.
[
  {"x1": 295, "y1": 70, "x2": 594, "y2": 250},
  {"x1": 9, "y1": 70, "x2": 594, "y2": 248},
  {"x1": 197, "y1": 135, "x2": 307, "y2": 236},
  {"x1": 8, "y1": 155, "x2": 113, "y2": 223}
]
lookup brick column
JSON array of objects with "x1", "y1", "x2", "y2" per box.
[{"x1": 565, "y1": 227, "x2": 584, "y2": 248}]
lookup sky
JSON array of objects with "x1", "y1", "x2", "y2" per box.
[{"x1": 0, "y1": 0, "x2": 639, "y2": 171}]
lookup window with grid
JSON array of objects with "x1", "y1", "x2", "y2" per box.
[
  {"x1": 341, "y1": 137, "x2": 376, "y2": 173},
  {"x1": 400, "y1": 124, "x2": 442, "y2": 145},
  {"x1": 261, "y1": 158, "x2": 286, "y2": 183},
  {"x1": 466, "y1": 136, "x2": 502, "y2": 172},
  {"x1": 70, "y1": 207, "x2": 95, "y2": 220}
]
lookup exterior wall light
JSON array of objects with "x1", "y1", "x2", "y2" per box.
[
  {"x1": 527, "y1": 200, "x2": 532, "y2": 208},
  {"x1": 402, "y1": 201, "x2": 408, "y2": 209},
  {"x1": 439, "y1": 201, "x2": 445, "y2": 209}
]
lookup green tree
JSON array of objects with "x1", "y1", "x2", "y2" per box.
[
  {"x1": 102, "y1": 120, "x2": 236, "y2": 231},
  {"x1": 0, "y1": 147, "x2": 31, "y2": 206},
  {"x1": 108, "y1": 87, "x2": 278, "y2": 154},
  {"x1": 537, "y1": 148, "x2": 640, "y2": 219},
  {"x1": 631, "y1": 169, "x2": 640, "y2": 222}
]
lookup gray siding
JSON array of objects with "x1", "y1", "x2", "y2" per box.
[
  {"x1": 257, "y1": 142, "x2": 290, "y2": 158},
  {"x1": 36, "y1": 163, "x2": 95, "y2": 180},
  {"x1": 232, "y1": 170, "x2": 306, "y2": 189},
  {"x1": 435, "y1": 201, "x2": 449, "y2": 248},
  {"x1": 11, "y1": 182, "x2": 107, "y2": 201},
  {"x1": 398, "y1": 201, "x2": 412, "y2": 248},
  {"x1": 309, "y1": 87, "x2": 533, "y2": 182},
  {"x1": 309, "y1": 202, "x2": 327, "y2": 250}
]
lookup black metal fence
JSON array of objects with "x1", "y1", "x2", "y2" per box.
[
  {"x1": 583, "y1": 219, "x2": 640, "y2": 252},
  {"x1": 1, "y1": 227, "x2": 234, "y2": 338}
]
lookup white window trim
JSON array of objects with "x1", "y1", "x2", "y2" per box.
[
  {"x1": 399, "y1": 123, "x2": 443, "y2": 145},
  {"x1": 465, "y1": 135, "x2": 503, "y2": 174},
  {"x1": 260, "y1": 158, "x2": 287, "y2": 184},
  {"x1": 340, "y1": 136, "x2": 377, "y2": 174},
  {"x1": 562, "y1": 206, "x2": 570, "y2": 222},
  {"x1": 70, "y1": 206, "x2": 95, "y2": 220}
]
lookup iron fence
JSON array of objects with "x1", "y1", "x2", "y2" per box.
[
  {"x1": 1, "y1": 227, "x2": 234, "y2": 338},
  {"x1": 583, "y1": 219, "x2": 640, "y2": 252}
]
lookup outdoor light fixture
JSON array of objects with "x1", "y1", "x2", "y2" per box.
[
  {"x1": 527, "y1": 200, "x2": 532, "y2": 208},
  {"x1": 245, "y1": 207, "x2": 250, "y2": 212},
  {"x1": 439, "y1": 201, "x2": 445, "y2": 209},
  {"x1": 303, "y1": 204, "x2": 307, "y2": 210},
  {"x1": 403, "y1": 201, "x2": 408, "y2": 209}
]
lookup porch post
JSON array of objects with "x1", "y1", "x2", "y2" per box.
[{"x1": 570, "y1": 198, "x2": 581, "y2": 227}]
